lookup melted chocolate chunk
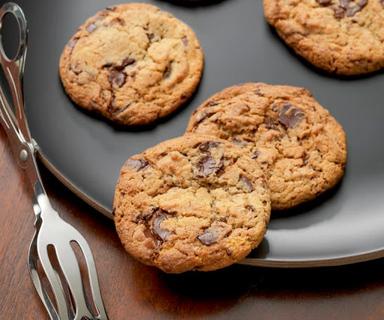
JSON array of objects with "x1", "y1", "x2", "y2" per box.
[
  {"x1": 197, "y1": 155, "x2": 222, "y2": 177},
  {"x1": 278, "y1": 103, "x2": 305, "y2": 129},
  {"x1": 134, "y1": 208, "x2": 156, "y2": 223},
  {"x1": 86, "y1": 23, "x2": 97, "y2": 33},
  {"x1": 333, "y1": 6, "x2": 346, "y2": 18},
  {"x1": 109, "y1": 70, "x2": 126, "y2": 88},
  {"x1": 197, "y1": 229, "x2": 218, "y2": 246},
  {"x1": 152, "y1": 211, "x2": 171, "y2": 241},
  {"x1": 197, "y1": 223, "x2": 231, "y2": 246},
  {"x1": 239, "y1": 174, "x2": 254, "y2": 192},
  {"x1": 115, "y1": 57, "x2": 136, "y2": 71},
  {"x1": 125, "y1": 158, "x2": 149, "y2": 171},
  {"x1": 346, "y1": 0, "x2": 368, "y2": 16},
  {"x1": 317, "y1": 0, "x2": 368, "y2": 18},
  {"x1": 198, "y1": 141, "x2": 220, "y2": 152}
]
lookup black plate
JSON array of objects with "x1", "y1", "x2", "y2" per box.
[{"x1": 5, "y1": 0, "x2": 384, "y2": 267}]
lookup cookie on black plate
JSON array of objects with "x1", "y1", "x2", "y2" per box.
[
  {"x1": 264, "y1": 0, "x2": 384, "y2": 75},
  {"x1": 60, "y1": 3, "x2": 204, "y2": 125},
  {"x1": 187, "y1": 83, "x2": 347, "y2": 210},
  {"x1": 114, "y1": 135, "x2": 270, "y2": 273}
]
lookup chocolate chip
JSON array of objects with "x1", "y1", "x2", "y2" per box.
[
  {"x1": 198, "y1": 141, "x2": 220, "y2": 152},
  {"x1": 278, "y1": 103, "x2": 305, "y2": 129},
  {"x1": 318, "y1": 0, "x2": 369, "y2": 19},
  {"x1": 197, "y1": 229, "x2": 218, "y2": 246},
  {"x1": 381, "y1": 0, "x2": 384, "y2": 7},
  {"x1": 251, "y1": 150, "x2": 260, "y2": 159},
  {"x1": 197, "y1": 155, "x2": 222, "y2": 177},
  {"x1": 102, "y1": 62, "x2": 113, "y2": 68},
  {"x1": 316, "y1": 0, "x2": 332, "y2": 4},
  {"x1": 134, "y1": 208, "x2": 156, "y2": 223},
  {"x1": 265, "y1": 117, "x2": 278, "y2": 130},
  {"x1": 163, "y1": 63, "x2": 173, "y2": 79},
  {"x1": 113, "y1": 58, "x2": 136, "y2": 71},
  {"x1": 67, "y1": 38, "x2": 78, "y2": 49},
  {"x1": 333, "y1": 6, "x2": 346, "y2": 18},
  {"x1": 182, "y1": 36, "x2": 188, "y2": 47},
  {"x1": 86, "y1": 23, "x2": 97, "y2": 33},
  {"x1": 109, "y1": 70, "x2": 126, "y2": 88},
  {"x1": 125, "y1": 158, "x2": 149, "y2": 171},
  {"x1": 122, "y1": 57, "x2": 136, "y2": 67},
  {"x1": 197, "y1": 224, "x2": 231, "y2": 246},
  {"x1": 147, "y1": 33, "x2": 155, "y2": 41},
  {"x1": 339, "y1": 0, "x2": 350, "y2": 8},
  {"x1": 346, "y1": 0, "x2": 367, "y2": 16},
  {"x1": 239, "y1": 174, "x2": 254, "y2": 192},
  {"x1": 152, "y1": 211, "x2": 171, "y2": 241}
]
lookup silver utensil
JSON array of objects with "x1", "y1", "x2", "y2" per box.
[{"x1": 0, "y1": 3, "x2": 108, "y2": 319}]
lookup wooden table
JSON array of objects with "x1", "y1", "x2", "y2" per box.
[{"x1": 1, "y1": 128, "x2": 384, "y2": 320}]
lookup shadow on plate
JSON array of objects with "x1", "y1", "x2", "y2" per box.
[{"x1": 268, "y1": 178, "x2": 346, "y2": 230}]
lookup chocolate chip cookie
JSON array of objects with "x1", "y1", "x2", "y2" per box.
[
  {"x1": 264, "y1": 0, "x2": 384, "y2": 75},
  {"x1": 59, "y1": 3, "x2": 204, "y2": 125},
  {"x1": 187, "y1": 83, "x2": 347, "y2": 210},
  {"x1": 114, "y1": 135, "x2": 270, "y2": 273}
]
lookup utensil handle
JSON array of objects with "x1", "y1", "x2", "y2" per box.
[
  {"x1": 0, "y1": 3, "x2": 48, "y2": 205},
  {"x1": 0, "y1": 2, "x2": 30, "y2": 140}
]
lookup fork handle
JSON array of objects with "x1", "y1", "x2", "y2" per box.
[{"x1": 0, "y1": 3, "x2": 50, "y2": 210}]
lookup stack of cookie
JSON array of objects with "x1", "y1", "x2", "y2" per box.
[
  {"x1": 113, "y1": 82, "x2": 347, "y2": 273},
  {"x1": 58, "y1": 3, "x2": 348, "y2": 273}
]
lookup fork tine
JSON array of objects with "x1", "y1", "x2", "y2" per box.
[
  {"x1": 73, "y1": 236, "x2": 109, "y2": 320},
  {"x1": 28, "y1": 230, "x2": 61, "y2": 320},
  {"x1": 55, "y1": 240, "x2": 93, "y2": 320},
  {"x1": 38, "y1": 244, "x2": 71, "y2": 320}
]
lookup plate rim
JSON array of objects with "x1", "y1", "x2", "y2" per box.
[{"x1": 38, "y1": 149, "x2": 384, "y2": 268}]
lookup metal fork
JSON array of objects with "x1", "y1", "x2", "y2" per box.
[{"x1": 0, "y1": 3, "x2": 109, "y2": 319}]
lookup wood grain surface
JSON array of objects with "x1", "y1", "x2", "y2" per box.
[{"x1": 0, "y1": 127, "x2": 384, "y2": 320}]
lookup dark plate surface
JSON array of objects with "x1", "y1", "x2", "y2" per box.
[{"x1": 4, "y1": 0, "x2": 384, "y2": 266}]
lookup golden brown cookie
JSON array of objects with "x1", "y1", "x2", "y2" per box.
[
  {"x1": 114, "y1": 135, "x2": 270, "y2": 273},
  {"x1": 187, "y1": 83, "x2": 347, "y2": 210},
  {"x1": 264, "y1": 0, "x2": 384, "y2": 75},
  {"x1": 59, "y1": 3, "x2": 204, "y2": 125}
]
